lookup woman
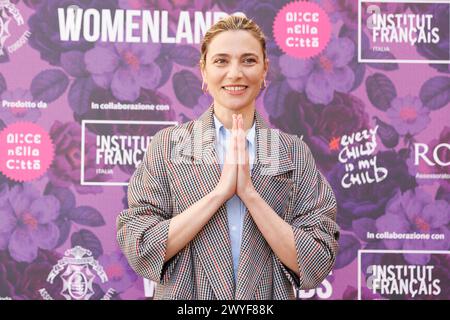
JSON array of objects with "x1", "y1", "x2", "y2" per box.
[{"x1": 117, "y1": 15, "x2": 340, "y2": 300}]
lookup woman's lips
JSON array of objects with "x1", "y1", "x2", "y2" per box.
[{"x1": 222, "y1": 85, "x2": 248, "y2": 95}]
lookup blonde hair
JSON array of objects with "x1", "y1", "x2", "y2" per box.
[{"x1": 199, "y1": 15, "x2": 267, "y2": 69}]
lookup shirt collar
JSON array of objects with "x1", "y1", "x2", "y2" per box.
[{"x1": 213, "y1": 113, "x2": 256, "y2": 147}]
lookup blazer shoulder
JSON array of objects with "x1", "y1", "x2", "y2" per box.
[
  {"x1": 149, "y1": 120, "x2": 203, "y2": 164},
  {"x1": 150, "y1": 120, "x2": 197, "y2": 149},
  {"x1": 271, "y1": 129, "x2": 306, "y2": 158}
]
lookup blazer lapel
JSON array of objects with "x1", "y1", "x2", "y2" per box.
[
  {"x1": 235, "y1": 111, "x2": 295, "y2": 299},
  {"x1": 187, "y1": 106, "x2": 235, "y2": 300}
]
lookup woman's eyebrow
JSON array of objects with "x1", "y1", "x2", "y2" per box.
[
  {"x1": 210, "y1": 53, "x2": 229, "y2": 59},
  {"x1": 210, "y1": 53, "x2": 260, "y2": 59},
  {"x1": 241, "y1": 53, "x2": 259, "y2": 58}
]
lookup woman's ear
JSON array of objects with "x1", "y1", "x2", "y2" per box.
[
  {"x1": 263, "y1": 58, "x2": 270, "y2": 78},
  {"x1": 200, "y1": 64, "x2": 206, "y2": 82}
]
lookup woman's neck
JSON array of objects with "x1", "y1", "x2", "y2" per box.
[{"x1": 213, "y1": 104, "x2": 255, "y2": 131}]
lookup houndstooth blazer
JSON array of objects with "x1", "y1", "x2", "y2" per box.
[{"x1": 116, "y1": 105, "x2": 340, "y2": 300}]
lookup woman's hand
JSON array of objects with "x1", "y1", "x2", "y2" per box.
[
  {"x1": 213, "y1": 114, "x2": 238, "y2": 201},
  {"x1": 236, "y1": 114, "x2": 256, "y2": 200},
  {"x1": 213, "y1": 114, "x2": 256, "y2": 202}
]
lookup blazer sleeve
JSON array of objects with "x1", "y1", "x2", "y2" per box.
[
  {"x1": 116, "y1": 129, "x2": 179, "y2": 285},
  {"x1": 277, "y1": 137, "x2": 340, "y2": 290}
]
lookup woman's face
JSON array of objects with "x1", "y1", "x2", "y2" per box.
[{"x1": 201, "y1": 30, "x2": 268, "y2": 113}]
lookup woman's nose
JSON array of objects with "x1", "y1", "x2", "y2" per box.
[{"x1": 227, "y1": 62, "x2": 243, "y2": 79}]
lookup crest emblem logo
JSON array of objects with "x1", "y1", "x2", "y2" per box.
[
  {"x1": 0, "y1": 0, "x2": 30, "y2": 57},
  {"x1": 39, "y1": 246, "x2": 116, "y2": 300}
]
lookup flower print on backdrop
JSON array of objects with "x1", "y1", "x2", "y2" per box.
[
  {"x1": 67, "y1": 39, "x2": 198, "y2": 118},
  {"x1": 0, "y1": 73, "x2": 5, "y2": 96},
  {"x1": 0, "y1": 171, "x2": 7, "y2": 202},
  {"x1": 28, "y1": 0, "x2": 118, "y2": 66},
  {"x1": 415, "y1": 4, "x2": 450, "y2": 74},
  {"x1": 0, "y1": 182, "x2": 11, "y2": 250},
  {"x1": 0, "y1": 249, "x2": 63, "y2": 300},
  {"x1": 41, "y1": 182, "x2": 106, "y2": 253},
  {"x1": 0, "y1": 184, "x2": 60, "y2": 263},
  {"x1": 0, "y1": 257, "x2": 13, "y2": 297},
  {"x1": 375, "y1": 188, "x2": 450, "y2": 265},
  {"x1": 189, "y1": 94, "x2": 213, "y2": 120},
  {"x1": 387, "y1": 95, "x2": 431, "y2": 137},
  {"x1": 279, "y1": 37, "x2": 355, "y2": 105},
  {"x1": 84, "y1": 43, "x2": 162, "y2": 102},
  {"x1": 327, "y1": 150, "x2": 416, "y2": 232},
  {"x1": 9, "y1": 0, "x2": 44, "y2": 10},
  {"x1": 332, "y1": 0, "x2": 407, "y2": 29},
  {"x1": 98, "y1": 251, "x2": 138, "y2": 294},
  {"x1": 365, "y1": 72, "x2": 449, "y2": 148},
  {"x1": 269, "y1": 92, "x2": 370, "y2": 171}
]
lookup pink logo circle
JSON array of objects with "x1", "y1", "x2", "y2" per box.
[
  {"x1": 273, "y1": 1, "x2": 331, "y2": 59},
  {"x1": 0, "y1": 122, "x2": 54, "y2": 182}
]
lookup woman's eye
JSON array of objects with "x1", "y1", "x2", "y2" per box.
[
  {"x1": 214, "y1": 59, "x2": 227, "y2": 64},
  {"x1": 243, "y1": 58, "x2": 257, "y2": 64}
]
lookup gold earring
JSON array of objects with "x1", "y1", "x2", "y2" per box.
[
  {"x1": 202, "y1": 81, "x2": 208, "y2": 93},
  {"x1": 260, "y1": 79, "x2": 267, "y2": 90}
]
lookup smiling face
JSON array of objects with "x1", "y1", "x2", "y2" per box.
[{"x1": 201, "y1": 30, "x2": 268, "y2": 114}]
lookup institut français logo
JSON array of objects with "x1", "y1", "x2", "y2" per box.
[
  {"x1": 358, "y1": 0, "x2": 450, "y2": 63},
  {"x1": 0, "y1": 0, "x2": 31, "y2": 57},
  {"x1": 39, "y1": 246, "x2": 116, "y2": 300}
]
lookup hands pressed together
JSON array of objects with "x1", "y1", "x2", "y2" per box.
[
  {"x1": 164, "y1": 113, "x2": 300, "y2": 274},
  {"x1": 215, "y1": 114, "x2": 256, "y2": 202}
]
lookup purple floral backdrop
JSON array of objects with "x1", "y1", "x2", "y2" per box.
[{"x1": 0, "y1": 0, "x2": 449, "y2": 300}]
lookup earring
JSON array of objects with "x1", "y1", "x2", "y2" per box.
[
  {"x1": 202, "y1": 80, "x2": 208, "y2": 93},
  {"x1": 260, "y1": 79, "x2": 267, "y2": 90}
]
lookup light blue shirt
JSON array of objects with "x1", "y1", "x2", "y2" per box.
[{"x1": 213, "y1": 114, "x2": 256, "y2": 282}]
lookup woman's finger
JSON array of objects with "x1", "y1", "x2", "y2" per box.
[
  {"x1": 229, "y1": 114, "x2": 238, "y2": 164},
  {"x1": 238, "y1": 115, "x2": 246, "y2": 165}
]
